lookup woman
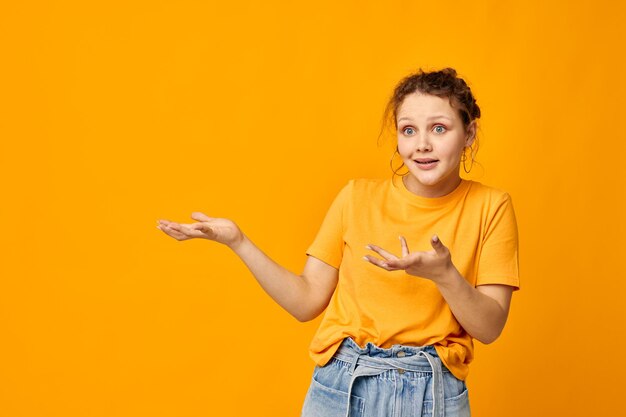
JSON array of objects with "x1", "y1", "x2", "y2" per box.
[{"x1": 157, "y1": 67, "x2": 520, "y2": 417}]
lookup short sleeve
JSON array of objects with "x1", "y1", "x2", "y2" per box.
[
  {"x1": 305, "y1": 181, "x2": 352, "y2": 269},
  {"x1": 476, "y1": 193, "x2": 520, "y2": 290}
]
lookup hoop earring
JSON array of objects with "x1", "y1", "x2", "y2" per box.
[
  {"x1": 390, "y1": 147, "x2": 409, "y2": 176},
  {"x1": 461, "y1": 146, "x2": 475, "y2": 173}
]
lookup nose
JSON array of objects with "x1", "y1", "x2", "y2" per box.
[{"x1": 415, "y1": 134, "x2": 432, "y2": 152}]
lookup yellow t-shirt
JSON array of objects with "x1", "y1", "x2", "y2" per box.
[{"x1": 305, "y1": 175, "x2": 520, "y2": 380}]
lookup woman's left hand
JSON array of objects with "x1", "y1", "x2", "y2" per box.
[{"x1": 364, "y1": 235, "x2": 455, "y2": 284}]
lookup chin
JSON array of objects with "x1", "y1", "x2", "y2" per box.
[
  {"x1": 412, "y1": 173, "x2": 444, "y2": 186},
  {"x1": 410, "y1": 167, "x2": 460, "y2": 189}
]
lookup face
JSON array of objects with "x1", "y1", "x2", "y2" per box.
[{"x1": 396, "y1": 92, "x2": 475, "y2": 198}]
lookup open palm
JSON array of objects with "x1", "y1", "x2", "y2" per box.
[{"x1": 157, "y1": 212, "x2": 243, "y2": 248}]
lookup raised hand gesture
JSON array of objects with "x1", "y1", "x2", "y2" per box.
[
  {"x1": 157, "y1": 212, "x2": 244, "y2": 249},
  {"x1": 364, "y1": 235, "x2": 455, "y2": 284}
]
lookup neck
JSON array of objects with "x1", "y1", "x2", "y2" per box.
[{"x1": 402, "y1": 175, "x2": 462, "y2": 198}]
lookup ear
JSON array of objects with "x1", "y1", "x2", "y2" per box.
[{"x1": 465, "y1": 121, "x2": 477, "y2": 147}]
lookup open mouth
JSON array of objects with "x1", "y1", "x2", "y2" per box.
[{"x1": 415, "y1": 159, "x2": 439, "y2": 165}]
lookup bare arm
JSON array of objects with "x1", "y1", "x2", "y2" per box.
[
  {"x1": 157, "y1": 212, "x2": 338, "y2": 322},
  {"x1": 434, "y1": 272, "x2": 513, "y2": 344},
  {"x1": 365, "y1": 235, "x2": 514, "y2": 344}
]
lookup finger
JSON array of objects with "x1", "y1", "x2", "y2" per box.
[
  {"x1": 157, "y1": 225, "x2": 188, "y2": 240},
  {"x1": 363, "y1": 255, "x2": 398, "y2": 271},
  {"x1": 366, "y1": 244, "x2": 398, "y2": 261},
  {"x1": 399, "y1": 236, "x2": 410, "y2": 257},
  {"x1": 163, "y1": 223, "x2": 186, "y2": 235},
  {"x1": 191, "y1": 223, "x2": 215, "y2": 236},
  {"x1": 179, "y1": 223, "x2": 210, "y2": 237},
  {"x1": 167, "y1": 223, "x2": 198, "y2": 237},
  {"x1": 387, "y1": 251, "x2": 429, "y2": 270},
  {"x1": 191, "y1": 212, "x2": 214, "y2": 222},
  {"x1": 191, "y1": 223, "x2": 210, "y2": 232},
  {"x1": 430, "y1": 234, "x2": 448, "y2": 256},
  {"x1": 166, "y1": 222, "x2": 182, "y2": 231},
  {"x1": 384, "y1": 256, "x2": 411, "y2": 270},
  {"x1": 158, "y1": 219, "x2": 183, "y2": 231}
]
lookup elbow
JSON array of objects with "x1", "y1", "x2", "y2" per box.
[
  {"x1": 292, "y1": 291, "x2": 330, "y2": 322},
  {"x1": 475, "y1": 327, "x2": 505, "y2": 345},
  {"x1": 477, "y1": 334, "x2": 499, "y2": 345},
  {"x1": 293, "y1": 311, "x2": 311, "y2": 322},
  {"x1": 293, "y1": 309, "x2": 322, "y2": 323},
  {"x1": 293, "y1": 302, "x2": 327, "y2": 322},
  {"x1": 475, "y1": 306, "x2": 510, "y2": 344},
  {"x1": 295, "y1": 314, "x2": 314, "y2": 323}
]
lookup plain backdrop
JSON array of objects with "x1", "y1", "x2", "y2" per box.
[{"x1": 1, "y1": 1, "x2": 625, "y2": 416}]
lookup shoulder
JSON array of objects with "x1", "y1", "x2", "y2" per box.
[
  {"x1": 466, "y1": 180, "x2": 513, "y2": 207},
  {"x1": 328, "y1": 178, "x2": 389, "y2": 206},
  {"x1": 466, "y1": 182, "x2": 518, "y2": 232}
]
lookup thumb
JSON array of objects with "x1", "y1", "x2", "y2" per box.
[
  {"x1": 192, "y1": 223, "x2": 213, "y2": 234},
  {"x1": 191, "y1": 212, "x2": 214, "y2": 222},
  {"x1": 430, "y1": 234, "x2": 448, "y2": 255}
]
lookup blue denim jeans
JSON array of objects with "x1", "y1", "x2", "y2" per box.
[{"x1": 301, "y1": 337, "x2": 470, "y2": 417}]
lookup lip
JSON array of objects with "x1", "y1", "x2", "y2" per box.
[{"x1": 413, "y1": 159, "x2": 439, "y2": 170}]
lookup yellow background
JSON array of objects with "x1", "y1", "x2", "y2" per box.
[{"x1": 1, "y1": 1, "x2": 625, "y2": 416}]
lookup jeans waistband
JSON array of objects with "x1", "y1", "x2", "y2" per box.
[
  {"x1": 334, "y1": 337, "x2": 448, "y2": 372},
  {"x1": 335, "y1": 337, "x2": 445, "y2": 417}
]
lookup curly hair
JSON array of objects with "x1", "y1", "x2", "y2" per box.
[
  {"x1": 383, "y1": 67, "x2": 481, "y2": 132},
  {"x1": 382, "y1": 67, "x2": 482, "y2": 175}
]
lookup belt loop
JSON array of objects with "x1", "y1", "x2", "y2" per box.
[
  {"x1": 343, "y1": 338, "x2": 360, "y2": 376},
  {"x1": 418, "y1": 350, "x2": 445, "y2": 417},
  {"x1": 348, "y1": 351, "x2": 360, "y2": 375}
]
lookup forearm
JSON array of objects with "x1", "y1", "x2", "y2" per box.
[
  {"x1": 229, "y1": 234, "x2": 312, "y2": 322},
  {"x1": 436, "y1": 267, "x2": 508, "y2": 344}
]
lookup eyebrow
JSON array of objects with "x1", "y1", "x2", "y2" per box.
[{"x1": 397, "y1": 115, "x2": 453, "y2": 122}]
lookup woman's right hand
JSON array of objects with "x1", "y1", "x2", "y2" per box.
[{"x1": 157, "y1": 212, "x2": 244, "y2": 249}]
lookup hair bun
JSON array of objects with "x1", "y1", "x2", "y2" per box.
[{"x1": 383, "y1": 66, "x2": 481, "y2": 132}]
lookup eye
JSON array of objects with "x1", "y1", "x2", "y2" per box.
[
  {"x1": 433, "y1": 125, "x2": 446, "y2": 134},
  {"x1": 401, "y1": 126, "x2": 415, "y2": 135}
]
